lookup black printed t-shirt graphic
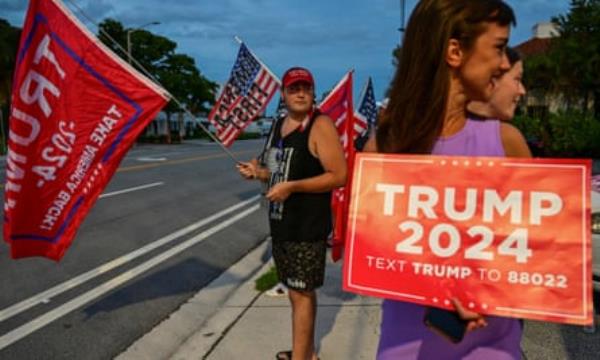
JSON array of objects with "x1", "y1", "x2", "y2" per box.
[{"x1": 267, "y1": 111, "x2": 332, "y2": 243}]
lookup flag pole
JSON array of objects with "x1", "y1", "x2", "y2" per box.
[
  {"x1": 356, "y1": 77, "x2": 369, "y2": 109},
  {"x1": 64, "y1": 0, "x2": 241, "y2": 164}
]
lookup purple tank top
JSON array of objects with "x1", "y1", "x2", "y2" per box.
[
  {"x1": 377, "y1": 119, "x2": 523, "y2": 360},
  {"x1": 431, "y1": 119, "x2": 505, "y2": 157}
]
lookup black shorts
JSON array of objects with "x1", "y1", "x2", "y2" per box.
[{"x1": 272, "y1": 240, "x2": 326, "y2": 291}]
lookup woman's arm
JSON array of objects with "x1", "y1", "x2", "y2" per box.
[{"x1": 500, "y1": 122, "x2": 532, "y2": 158}]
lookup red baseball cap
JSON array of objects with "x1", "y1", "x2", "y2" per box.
[{"x1": 282, "y1": 67, "x2": 314, "y2": 89}]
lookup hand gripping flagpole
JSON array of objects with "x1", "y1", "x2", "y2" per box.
[{"x1": 64, "y1": 0, "x2": 241, "y2": 164}]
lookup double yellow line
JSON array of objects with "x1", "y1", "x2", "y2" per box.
[
  {"x1": 117, "y1": 149, "x2": 255, "y2": 172},
  {"x1": 0, "y1": 149, "x2": 257, "y2": 189}
]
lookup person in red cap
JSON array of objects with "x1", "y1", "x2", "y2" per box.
[{"x1": 238, "y1": 67, "x2": 347, "y2": 360}]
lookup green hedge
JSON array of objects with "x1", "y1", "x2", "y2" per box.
[
  {"x1": 513, "y1": 111, "x2": 600, "y2": 158},
  {"x1": 237, "y1": 132, "x2": 262, "y2": 140},
  {"x1": 137, "y1": 134, "x2": 171, "y2": 144}
]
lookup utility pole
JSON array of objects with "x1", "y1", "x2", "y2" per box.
[
  {"x1": 126, "y1": 21, "x2": 160, "y2": 65},
  {"x1": 399, "y1": 0, "x2": 406, "y2": 43}
]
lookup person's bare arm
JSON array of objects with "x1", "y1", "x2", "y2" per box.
[
  {"x1": 237, "y1": 158, "x2": 270, "y2": 183},
  {"x1": 266, "y1": 115, "x2": 347, "y2": 202},
  {"x1": 500, "y1": 122, "x2": 532, "y2": 158}
]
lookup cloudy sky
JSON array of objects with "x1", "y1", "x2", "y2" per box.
[{"x1": 2, "y1": 0, "x2": 570, "y2": 110}]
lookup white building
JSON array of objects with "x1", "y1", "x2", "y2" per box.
[{"x1": 531, "y1": 22, "x2": 559, "y2": 39}]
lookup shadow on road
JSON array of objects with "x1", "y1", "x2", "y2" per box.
[{"x1": 82, "y1": 257, "x2": 241, "y2": 318}]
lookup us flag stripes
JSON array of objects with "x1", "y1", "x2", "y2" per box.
[
  {"x1": 354, "y1": 77, "x2": 377, "y2": 137},
  {"x1": 208, "y1": 43, "x2": 279, "y2": 147}
]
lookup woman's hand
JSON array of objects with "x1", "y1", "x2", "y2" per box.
[
  {"x1": 451, "y1": 298, "x2": 488, "y2": 332},
  {"x1": 236, "y1": 159, "x2": 259, "y2": 180},
  {"x1": 266, "y1": 182, "x2": 294, "y2": 202}
]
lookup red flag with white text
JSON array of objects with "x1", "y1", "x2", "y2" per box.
[
  {"x1": 318, "y1": 71, "x2": 354, "y2": 261},
  {"x1": 4, "y1": 0, "x2": 169, "y2": 260},
  {"x1": 208, "y1": 43, "x2": 279, "y2": 146}
]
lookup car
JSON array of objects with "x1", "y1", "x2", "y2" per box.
[{"x1": 592, "y1": 174, "x2": 600, "y2": 291}]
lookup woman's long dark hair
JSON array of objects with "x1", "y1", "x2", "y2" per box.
[{"x1": 376, "y1": 0, "x2": 515, "y2": 154}]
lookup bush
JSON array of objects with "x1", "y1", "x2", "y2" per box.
[
  {"x1": 255, "y1": 266, "x2": 279, "y2": 291},
  {"x1": 137, "y1": 134, "x2": 171, "y2": 144},
  {"x1": 513, "y1": 111, "x2": 600, "y2": 158},
  {"x1": 188, "y1": 126, "x2": 215, "y2": 140},
  {"x1": 237, "y1": 132, "x2": 262, "y2": 140}
]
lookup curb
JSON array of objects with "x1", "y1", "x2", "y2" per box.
[{"x1": 116, "y1": 240, "x2": 271, "y2": 360}]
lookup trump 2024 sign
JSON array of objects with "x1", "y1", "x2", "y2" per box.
[{"x1": 343, "y1": 154, "x2": 593, "y2": 325}]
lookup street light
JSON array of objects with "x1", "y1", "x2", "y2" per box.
[
  {"x1": 399, "y1": 0, "x2": 406, "y2": 42},
  {"x1": 126, "y1": 21, "x2": 160, "y2": 64}
]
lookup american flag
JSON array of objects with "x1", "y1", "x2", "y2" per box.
[
  {"x1": 354, "y1": 77, "x2": 377, "y2": 137},
  {"x1": 208, "y1": 43, "x2": 279, "y2": 147}
]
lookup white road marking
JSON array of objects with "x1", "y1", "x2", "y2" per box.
[
  {"x1": 0, "y1": 204, "x2": 260, "y2": 350},
  {"x1": 135, "y1": 157, "x2": 167, "y2": 162},
  {"x1": 127, "y1": 151, "x2": 183, "y2": 158},
  {"x1": 0, "y1": 195, "x2": 260, "y2": 324},
  {"x1": 99, "y1": 182, "x2": 164, "y2": 199}
]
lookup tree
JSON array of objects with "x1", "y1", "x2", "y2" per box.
[
  {"x1": 157, "y1": 53, "x2": 217, "y2": 139},
  {"x1": 386, "y1": 45, "x2": 403, "y2": 97},
  {"x1": 97, "y1": 18, "x2": 218, "y2": 141},
  {"x1": 0, "y1": 19, "x2": 21, "y2": 153},
  {"x1": 551, "y1": 0, "x2": 600, "y2": 118},
  {"x1": 515, "y1": 1, "x2": 600, "y2": 157},
  {"x1": 521, "y1": 0, "x2": 600, "y2": 118},
  {"x1": 392, "y1": 45, "x2": 402, "y2": 68},
  {"x1": 98, "y1": 18, "x2": 176, "y2": 77}
]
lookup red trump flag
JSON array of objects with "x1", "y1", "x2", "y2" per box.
[
  {"x1": 4, "y1": 0, "x2": 169, "y2": 260},
  {"x1": 318, "y1": 72, "x2": 354, "y2": 261},
  {"x1": 343, "y1": 154, "x2": 594, "y2": 325}
]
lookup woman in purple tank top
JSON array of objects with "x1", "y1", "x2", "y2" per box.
[{"x1": 364, "y1": 1, "x2": 531, "y2": 359}]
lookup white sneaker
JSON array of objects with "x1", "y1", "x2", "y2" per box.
[{"x1": 265, "y1": 282, "x2": 288, "y2": 297}]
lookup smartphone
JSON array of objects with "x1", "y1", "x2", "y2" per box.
[{"x1": 423, "y1": 307, "x2": 467, "y2": 343}]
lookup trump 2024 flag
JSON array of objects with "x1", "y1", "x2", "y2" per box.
[{"x1": 4, "y1": 0, "x2": 169, "y2": 261}]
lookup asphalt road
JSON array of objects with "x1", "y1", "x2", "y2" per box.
[{"x1": 0, "y1": 139, "x2": 269, "y2": 359}]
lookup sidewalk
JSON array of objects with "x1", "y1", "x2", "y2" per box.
[
  {"x1": 117, "y1": 240, "x2": 381, "y2": 360},
  {"x1": 117, "y1": 239, "x2": 600, "y2": 360},
  {"x1": 187, "y1": 252, "x2": 382, "y2": 360}
]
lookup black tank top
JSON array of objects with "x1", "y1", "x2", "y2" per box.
[{"x1": 267, "y1": 111, "x2": 332, "y2": 243}]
